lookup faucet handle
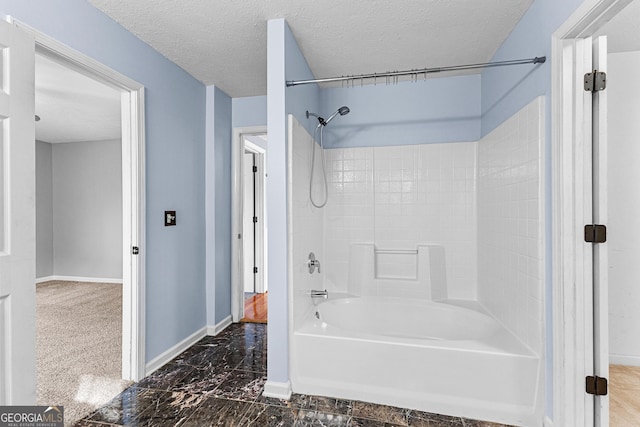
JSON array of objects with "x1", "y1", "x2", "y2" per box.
[{"x1": 308, "y1": 252, "x2": 321, "y2": 274}]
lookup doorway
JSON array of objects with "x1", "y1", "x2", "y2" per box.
[
  {"x1": 9, "y1": 14, "x2": 146, "y2": 384},
  {"x1": 552, "y1": 0, "x2": 637, "y2": 425},
  {"x1": 594, "y1": 4, "x2": 640, "y2": 424},
  {"x1": 232, "y1": 128, "x2": 268, "y2": 323},
  {"x1": 34, "y1": 51, "x2": 126, "y2": 422}
]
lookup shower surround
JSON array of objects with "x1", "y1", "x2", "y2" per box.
[{"x1": 288, "y1": 97, "x2": 544, "y2": 426}]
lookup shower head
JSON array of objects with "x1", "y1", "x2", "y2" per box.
[
  {"x1": 323, "y1": 106, "x2": 350, "y2": 126},
  {"x1": 306, "y1": 106, "x2": 350, "y2": 127}
]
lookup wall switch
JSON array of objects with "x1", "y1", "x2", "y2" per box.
[{"x1": 165, "y1": 210, "x2": 176, "y2": 226}]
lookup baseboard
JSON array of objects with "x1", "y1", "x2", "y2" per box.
[
  {"x1": 207, "y1": 315, "x2": 232, "y2": 336},
  {"x1": 262, "y1": 380, "x2": 292, "y2": 400},
  {"x1": 36, "y1": 275, "x2": 122, "y2": 284},
  {"x1": 145, "y1": 326, "x2": 207, "y2": 376},
  {"x1": 610, "y1": 354, "x2": 640, "y2": 367},
  {"x1": 544, "y1": 416, "x2": 554, "y2": 427}
]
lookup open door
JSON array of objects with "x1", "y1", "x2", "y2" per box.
[
  {"x1": 0, "y1": 20, "x2": 36, "y2": 404},
  {"x1": 590, "y1": 35, "x2": 609, "y2": 427},
  {"x1": 582, "y1": 34, "x2": 609, "y2": 426}
]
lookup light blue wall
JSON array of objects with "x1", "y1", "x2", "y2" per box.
[
  {"x1": 481, "y1": 0, "x2": 583, "y2": 135},
  {"x1": 213, "y1": 87, "x2": 233, "y2": 323},
  {"x1": 1, "y1": 0, "x2": 208, "y2": 363},
  {"x1": 205, "y1": 87, "x2": 216, "y2": 327},
  {"x1": 480, "y1": 0, "x2": 585, "y2": 419},
  {"x1": 266, "y1": 18, "x2": 288, "y2": 385},
  {"x1": 232, "y1": 96, "x2": 267, "y2": 128},
  {"x1": 266, "y1": 18, "x2": 321, "y2": 385},
  {"x1": 319, "y1": 75, "x2": 481, "y2": 148}
]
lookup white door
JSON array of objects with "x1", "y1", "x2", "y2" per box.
[
  {"x1": 591, "y1": 35, "x2": 609, "y2": 427},
  {"x1": 0, "y1": 21, "x2": 36, "y2": 404},
  {"x1": 243, "y1": 151, "x2": 255, "y2": 294}
]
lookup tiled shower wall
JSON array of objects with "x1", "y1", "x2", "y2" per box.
[
  {"x1": 477, "y1": 97, "x2": 544, "y2": 355},
  {"x1": 291, "y1": 99, "x2": 544, "y2": 354},
  {"x1": 323, "y1": 142, "x2": 477, "y2": 300},
  {"x1": 289, "y1": 116, "x2": 325, "y2": 330}
]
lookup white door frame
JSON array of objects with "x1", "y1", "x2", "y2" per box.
[
  {"x1": 551, "y1": 0, "x2": 632, "y2": 425},
  {"x1": 11, "y1": 19, "x2": 147, "y2": 381},
  {"x1": 231, "y1": 126, "x2": 267, "y2": 322}
]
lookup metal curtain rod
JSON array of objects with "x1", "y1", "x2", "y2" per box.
[{"x1": 286, "y1": 56, "x2": 546, "y2": 87}]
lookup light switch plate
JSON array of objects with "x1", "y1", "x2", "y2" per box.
[{"x1": 165, "y1": 210, "x2": 176, "y2": 226}]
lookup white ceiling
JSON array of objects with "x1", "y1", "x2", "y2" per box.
[
  {"x1": 35, "y1": 54, "x2": 121, "y2": 144},
  {"x1": 88, "y1": 0, "x2": 535, "y2": 97}
]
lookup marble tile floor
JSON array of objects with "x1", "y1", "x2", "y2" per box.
[{"x1": 74, "y1": 323, "x2": 510, "y2": 427}]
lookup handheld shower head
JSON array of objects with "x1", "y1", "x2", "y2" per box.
[
  {"x1": 306, "y1": 106, "x2": 350, "y2": 127},
  {"x1": 323, "y1": 106, "x2": 350, "y2": 126}
]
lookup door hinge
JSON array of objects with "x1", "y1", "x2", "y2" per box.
[
  {"x1": 253, "y1": 165, "x2": 258, "y2": 173},
  {"x1": 584, "y1": 71, "x2": 606, "y2": 92},
  {"x1": 586, "y1": 375, "x2": 608, "y2": 396},
  {"x1": 254, "y1": 267, "x2": 258, "y2": 274},
  {"x1": 585, "y1": 224, "x2": 607, "y2": 243},
  {"x1": 132, "y1": 246, "x2": 140, "y2": 255},
  {"x1": 253, "y1": 216, "x2": 258, "y2": 223}
]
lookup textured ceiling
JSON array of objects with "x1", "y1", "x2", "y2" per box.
[
  {"x1": 88, "y1": 0, "x2": 534, "y2": 97},
  {"x1": 35, "y1": 54, "x2": 121, "y2": 144}
]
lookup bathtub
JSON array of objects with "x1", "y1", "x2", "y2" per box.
[{"x1": 291, "y1": 296, "x2": 540, "y2": 426}]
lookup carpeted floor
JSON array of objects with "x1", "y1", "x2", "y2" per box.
[{"x1": 36, "y1": 281, "x2": 132, "y2": 426}]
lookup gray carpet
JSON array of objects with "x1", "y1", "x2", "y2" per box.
[{"x1": 36, "y1": 281, "x2": 132, "y2": 426}]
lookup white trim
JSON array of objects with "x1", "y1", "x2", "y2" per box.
[
  {"x1": 231, "y1": 126, "x2": 268, "y2": 323},
  {"x1": 144, "y1": 326, "x2": 207, "y2": 376},
  {"x1": 544, "y1": 416, "x2": 555, "y2": 427},
  {"x1": 262, "y1": 380, "x2": 292, "y2": 400},
  {"x1": 8, "y1": 17, "x2": 142, "y2": 91},
  {"x1": 552, "y1": 1, "x2": 632, "y2": 425},
  {"x1": 609, "y1": 354, "x2": 640, "y2": 367},
  {"x1": 207, "y1": 315, "x2": 233, "y2": 336},
  {"x1": 9, "y1": 18, "x2": 147, "y2": 382},
  {"x1": 286, "y1": 115, "x2": 296, "y2": 396},
  {"x1": 35, "y1": 276, "x2": 122, "y2": 284}
]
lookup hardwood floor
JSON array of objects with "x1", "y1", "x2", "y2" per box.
[
  {"x1": 240, "y1": 292, "x2": 267, "y2": 323},
  {"x1": 610, "y1": 364, "x2": 640, "y2": 426}
]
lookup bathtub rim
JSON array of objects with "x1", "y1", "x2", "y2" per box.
[{"x1": 298, "y1": 294, "x2": 537, "y2": 358}]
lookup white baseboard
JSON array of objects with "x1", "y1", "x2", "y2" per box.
[
  {"x1": 610, "y1": 354, "x2": 640, "y2": 367},
  {"x1": 207, "y1": 315, "x2": 232, "y2": 336},
  {"x1": 544, "y1": 416, "x2": 554, "y2": 427},
  {"x1": 36, "y1": 275, "x2": 122, "y2": 284},
  {"x1": 145, "y1": 326, "x2": 207, "y2": 376},
  {"x1": 262, "y1": 380, "x2": 292, "y2": 400}
]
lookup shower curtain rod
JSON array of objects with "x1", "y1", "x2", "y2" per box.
[{"x1": 286, "y1": 56, "x2": 546, "y2": 87}]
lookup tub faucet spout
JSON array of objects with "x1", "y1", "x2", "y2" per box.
[{"x1": 310, "y1": 289, "x2": 328, "y2": 299}]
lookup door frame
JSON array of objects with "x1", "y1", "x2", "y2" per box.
[
  {"x1": 11, "y1": 18, "x2": 147, "y2": 381},
  {"x1": 551, "y1": 0, "x2": 632, "y2": 425},
  {"x1": 231, "y1": 126, "x2": 267, "y2": 322}
]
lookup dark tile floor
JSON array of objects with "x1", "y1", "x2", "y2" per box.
[{"x1": 73, "y1": 323, "x2": 509, "y2": 427}]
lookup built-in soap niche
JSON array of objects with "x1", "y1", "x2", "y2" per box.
[
  {"x1": 375, "y1": 249, "x2": 418, "y2": 280},
  {"x1": 348, "y1": 243, "x2": 447, "y2": 300}
]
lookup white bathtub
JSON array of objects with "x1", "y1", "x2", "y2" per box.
[{"x1": 291, "y1": 296, "x2": 540, "y2": 426}]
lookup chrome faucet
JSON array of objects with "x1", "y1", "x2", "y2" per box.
[
  {"x1": 310, "y1": 289, "x2": 328, "y2": 299},
  {"x1": 307, "y1": 252, "x2": 321, "y2": 274}
]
